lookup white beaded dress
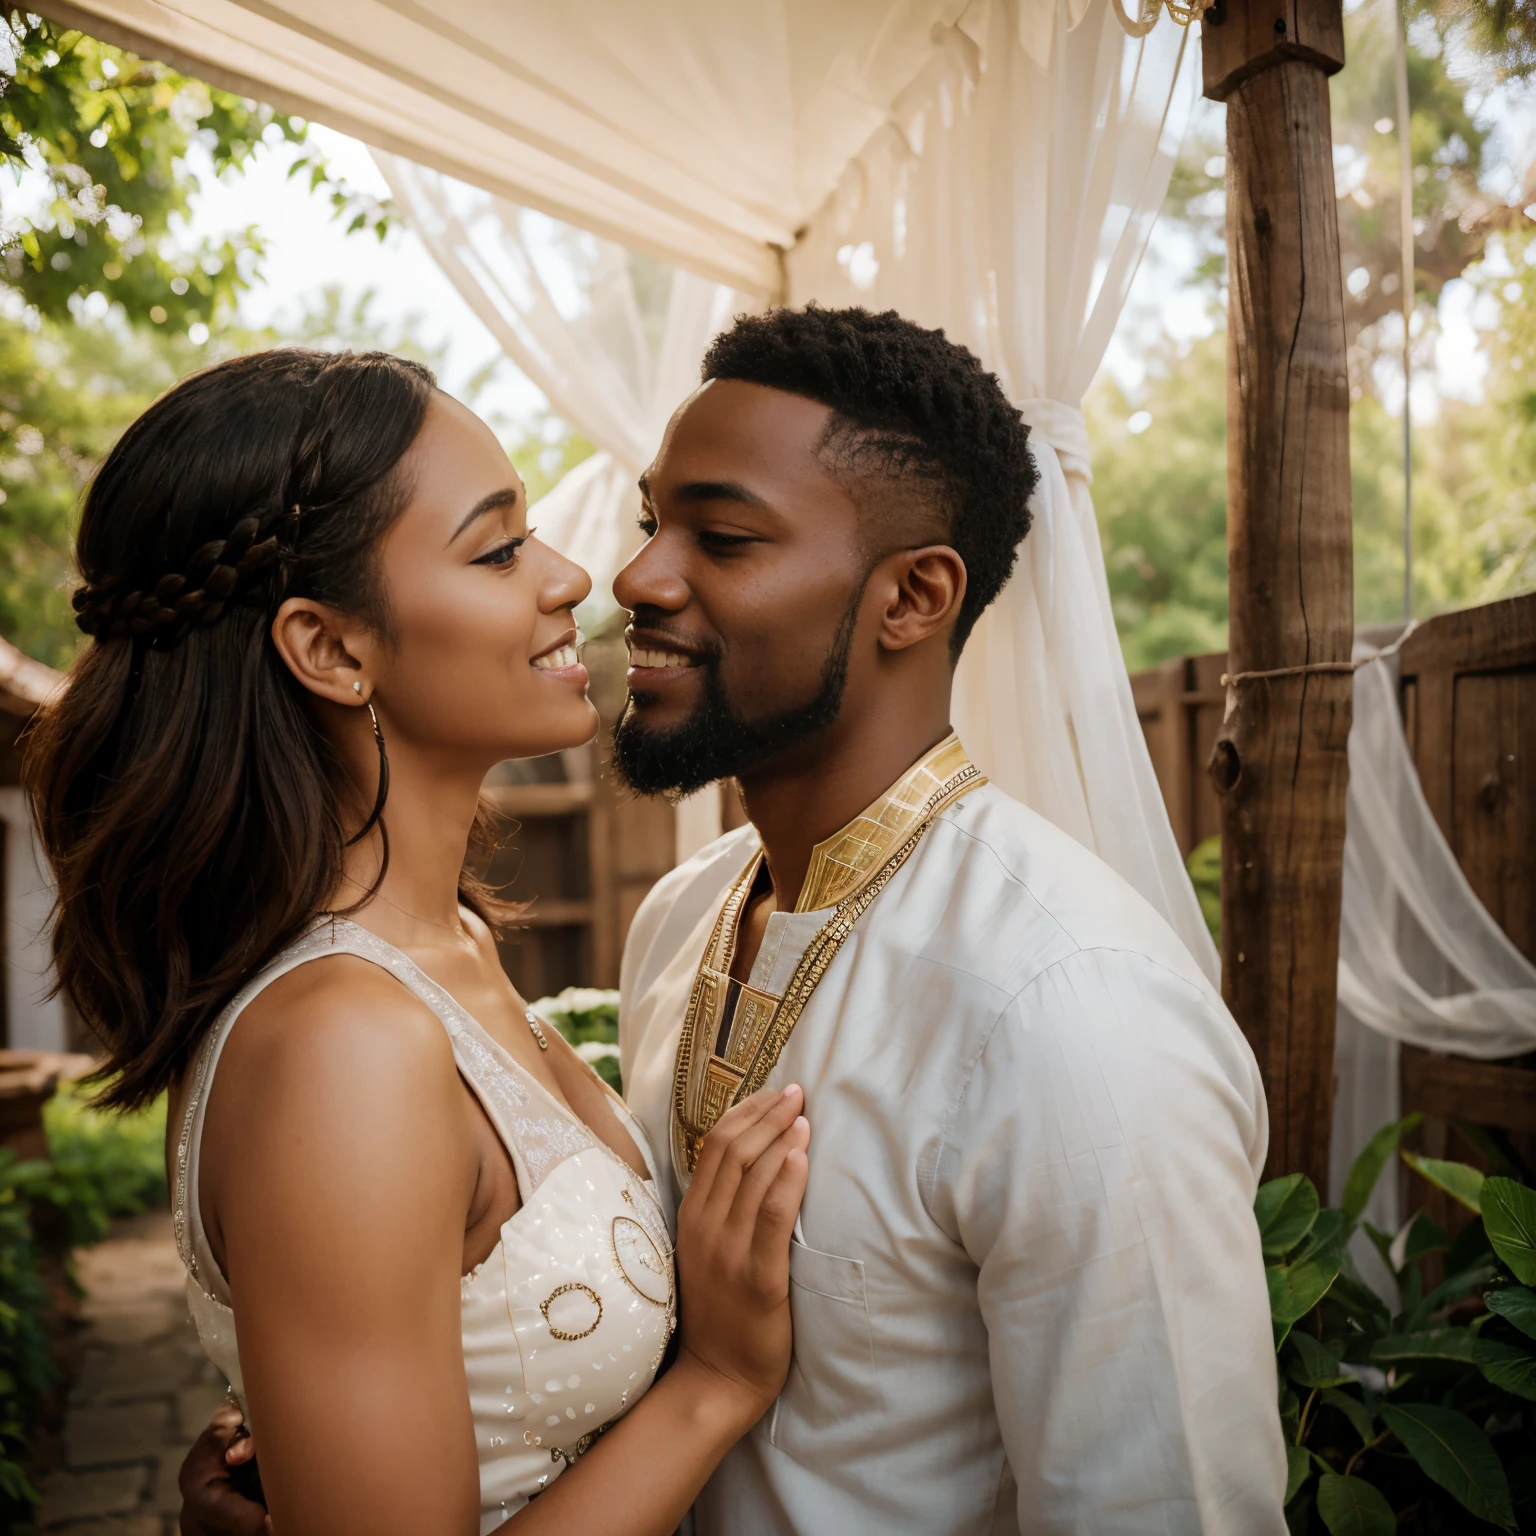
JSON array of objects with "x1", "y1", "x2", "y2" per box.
[{"x1": 172, "y1": 918, "x2": 677, "y2": 1533}]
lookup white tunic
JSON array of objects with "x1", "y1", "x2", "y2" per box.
[
  {"x1": 621, "y1": 782, "x2": 1287, "y2": 1536},
  {"x1": 175, "y1": 919, "x2": 677, "y2": 1534}
]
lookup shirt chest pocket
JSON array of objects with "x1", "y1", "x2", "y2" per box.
[{"x1": 768, "y1": 1239, "x2": 885, "y2": 1453}]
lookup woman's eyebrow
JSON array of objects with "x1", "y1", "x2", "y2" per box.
[{"x1": 447, "y1": 487, "x2": 521, "y2": 546}]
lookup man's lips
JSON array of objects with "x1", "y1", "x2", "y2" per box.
[{"x1": 624, "y1": 629, "x2": 710, "y2": 675}]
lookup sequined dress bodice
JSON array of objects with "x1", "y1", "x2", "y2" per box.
[{"x1": 173, "y1": 920, "x2": 677, "y2": 1532}]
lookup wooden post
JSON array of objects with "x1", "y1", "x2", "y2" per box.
[{"x1": 1203, "y1": 0, "x2": 1353, "y2": 1191}]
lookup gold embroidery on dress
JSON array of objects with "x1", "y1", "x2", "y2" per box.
[
  {"x1": 611, "y1": 1215, "x2": 673, "y2": 1308},
  {"x1": 670, "y1": 734, "x2": 984, "y2": 1184},
  {"x1": 540, "y1": 1281, "x2": 602, "y2": 1341}
]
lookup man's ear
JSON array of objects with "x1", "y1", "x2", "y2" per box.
[
  {"x1": 874, "y1": 545, "x2": 967, "y2": 654},
  {"x1": 270, "y1": 597, "x2": 375, "y2": 706}
]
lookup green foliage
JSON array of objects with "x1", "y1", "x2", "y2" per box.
[
  {"x1": 0, "y1": 1083, "x2": 169, "y2": 1513},
  {"x1": 1263, "y1": 1126, "x2": 1536, "y2": 1531},
  {"x1": 0, "y1": 12, "x2": 391, "y2": 331},
  {"x1": 508, "y1": 415, "x2": 596, "y2": 507},
  {"x1": 1186, "y1": 835, "x2": 1220, "y2": 946},
  {"x1": 1097, "y1": 2, "x2": 1536, "y2": 674},
  {"x1": 1088, "y1": 318, "x2": 1535, "y2": 670},
  {"x1": 1343, "y1": 1115, "x2": 1424, "y2": 1222},
  {"x1": 1401, "y1": 1150, "x2": 1486, "y2": 1212},
  {"x1": 0, "y1": 285, "x2": 451, "y2": 667},
  {"x1": 0, "y1": 13, "x2": 404, "y2": 668},
  {"x1": 0, "y1": 1152, "x2": 54, "y2": 1525},
  {"x1": 41, "y1": 1081, "x2": 167, "y2": 1246},
  {"x1": 1483, "y1": 1178, "x2": 1536, "y2": 1285},
  {"x1": 1085, "y1": 331, "x2": 1229, "y2": 672},
  {"x1": 531, "y1": 987, "x2": 621, "y2": 1092}
]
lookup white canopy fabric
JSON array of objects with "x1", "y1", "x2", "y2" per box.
[
  {"x1": 45, "y1": 0, "x2": 976, "y2": 294},
  {"x1": 45, "y1": 0, "x2": 1216, "y2": 974}
]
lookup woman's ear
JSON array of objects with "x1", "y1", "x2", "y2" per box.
[
  {"x1": 875, "y1": 546, "x2": 968, "y2": 654},
  {"x1": 270, "y1": 598, "x2": 375, "y2": 704}
]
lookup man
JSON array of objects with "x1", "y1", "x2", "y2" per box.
[{"x1": 181, "y1": 306, "x2": 1285, "y2": 1532}]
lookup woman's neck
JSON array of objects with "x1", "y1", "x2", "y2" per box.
[{"x1": 332, "y1": 723, "x2": 488, "y2": 948}]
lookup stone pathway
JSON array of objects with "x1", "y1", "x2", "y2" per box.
[{"x1": 36, "y1": 1213, "x2": 225, "y2": 1534}]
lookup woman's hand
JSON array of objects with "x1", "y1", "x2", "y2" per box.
[{"x1": 672, "y1": 1084, "x2": 810, "y2": 1427}]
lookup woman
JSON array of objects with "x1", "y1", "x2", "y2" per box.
[{"x1": 26, "y1": 349, "x2": 810, "y2": 1535}]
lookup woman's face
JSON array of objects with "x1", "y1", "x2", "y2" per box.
[{"x1": 362, "y1": 391, "x2": 597, "y2": 766}]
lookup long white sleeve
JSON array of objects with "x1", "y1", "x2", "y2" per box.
[{"x1": 936, "y1": 947, "x2": 1286, "y2": 1535}]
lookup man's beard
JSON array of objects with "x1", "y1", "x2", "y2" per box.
[{"x1": 612, "y1": 587, "x2": 862, "y2": 798}]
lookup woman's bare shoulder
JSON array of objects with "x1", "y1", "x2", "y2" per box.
[{"x1": 216, "y1": 951, "x2": 461, "y2": 1125}]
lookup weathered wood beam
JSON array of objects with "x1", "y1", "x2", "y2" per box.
[{"x1": 1204, "y1": 0, "x2": 1353, "y2": 1190}]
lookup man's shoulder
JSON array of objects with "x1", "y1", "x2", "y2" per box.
[{"x1": 913, "y1": 784, "x2": 1215, "y2": 1002}]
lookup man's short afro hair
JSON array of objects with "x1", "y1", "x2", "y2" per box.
[{"x1": 700, "y1": 305, "x2": 1038, "y2": 655}]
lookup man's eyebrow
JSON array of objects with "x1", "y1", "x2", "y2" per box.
[
  {"x1": 447, "y1": 486, "x2": 521, "y2": 546},
  {"x1": 672, "y1": 479, "x2": 770, "y2": 509}
]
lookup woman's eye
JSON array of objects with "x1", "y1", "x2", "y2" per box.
[
  {"x1": 473, "y1": 538, "x2": 526, "y2": 568},
  {"x1": 637, "y1": 514, "x2": 658, "y2": 538}
]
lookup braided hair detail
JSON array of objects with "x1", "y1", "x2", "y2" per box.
[{"x1": 71, "y1": 508, "x2": 296, "y2": 648}]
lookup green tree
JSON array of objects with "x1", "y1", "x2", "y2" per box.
[
  {"x1": 0, "y1": 13, "x2": 407, "y2": 666},
  {"x1": 1086, "y1": 329, "x2": 1230, "y2": 672},
  {"x1": 0, "y1": 12, "x2": 390, "y2": 331}
]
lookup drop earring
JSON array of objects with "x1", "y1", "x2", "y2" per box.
[{"x1": 345, "y1": 688, "x2": 391, "y2": 878}]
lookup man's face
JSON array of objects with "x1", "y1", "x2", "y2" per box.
[{"x1": 611, "y1": 380, "x2": 872, "y2": 795}]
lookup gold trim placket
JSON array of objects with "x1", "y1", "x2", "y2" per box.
[{"x1": 670, "y1": 735, "x2": 984, "y2": 1185}]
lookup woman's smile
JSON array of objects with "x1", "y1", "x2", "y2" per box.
[{"x1": 529, "y1": 626, "x2": 589, "y2": 684}]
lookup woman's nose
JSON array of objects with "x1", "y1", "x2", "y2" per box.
[{"x1": 540, "y1": 543, "x2": 592, "y2": 611}]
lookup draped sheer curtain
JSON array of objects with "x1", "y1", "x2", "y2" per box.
[
  {"x1": 787, "y1": 0, "x2": 1216, "y2": 977},
  {"x1": 1333, "y1": 640, "x2": 1536, "y2": 1256},
  {"x1": 379, "y1": 0, "x2": 1213, "y2": 967}
]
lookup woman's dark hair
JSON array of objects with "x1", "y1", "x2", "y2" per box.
[{"x1": 25, "y1": 347, "x2": 492, "y2": 1110}]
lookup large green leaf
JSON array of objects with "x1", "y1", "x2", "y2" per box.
[
  {"x1": 1284, "y1": 1443, "x2": 1313, "y2": 1506},
  {"x1": 1388, "y1": 1210, "x2": 1449, "y2": 1272},
  {"x1": 1291, "y1": 1207, "x2": 1348, "y2": 1268},
  {"x1": 1379, "y1": 1402, "x2": 1516, "y2": 1531},
  {"x1": 1269, "y1": 1254, "x2": 1341, "y2": 1346},
  {"x1": 1476, "y1": 1337, "x2": 1536, "y2": 1400},
  {"x1": 1257, "y1": 1174, "x2": 1321, "y2": 1257},
  {"x1": 1320, "y1": 1387, "x2": 1376, "y2": 1446},
  {"x1": 1315, "y1": 1472, "x2": 1396, "y2": 1536},
  {"x1": 1400, "y1": 1152, "x2": 1485, "y2": 1213},
  {"x1": 1448, "y1": 1214, "x2": 1495, "y2": 1274},
  {"x1": 1482, "y1": 1178, "x2": 1536, "y2": 1284},
  {"x1": 1343, "y1": 1114, "x2": 1423, "y2": 1220},
  {"x1": 1370, "y1": 1329, "x2": 1479, "y2": 1366},
  {"x1": 1287, "y1": 1332, "x2": 1351, "y2": 1389},
  {"x1": 1403, "y1": 1263, "x2": 1498, "y2": 1331},
  {"x1": 1485, "y1": 1285, "x2": 1536, "y2": 1341}
]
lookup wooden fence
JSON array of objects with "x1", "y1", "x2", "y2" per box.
[{"x1": 1130, "y1": 590, "x2": 1536, "y2": 1224}]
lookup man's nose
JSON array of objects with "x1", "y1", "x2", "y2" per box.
[{"x1": 614, "y1": 530, "x2": 688, "y2": 614}]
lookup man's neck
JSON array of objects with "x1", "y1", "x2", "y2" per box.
[{"x1": 736, "y1": 702, "x2": 954, "y2": 911}]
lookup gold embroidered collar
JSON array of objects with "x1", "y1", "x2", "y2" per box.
[
  {"x1": 793, "y1": 733, "x2": 977, "y2": 912},
  {"x1": 670, "y1": 734, "x2": 984, "y2": 1184}
]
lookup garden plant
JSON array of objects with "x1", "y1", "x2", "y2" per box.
[{"x1": 1269, "y1": 1114, "x2": 1536, "y2": 1532}]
